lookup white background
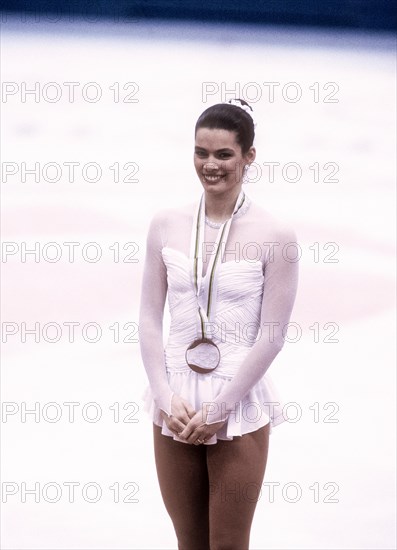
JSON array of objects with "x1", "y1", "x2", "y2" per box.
[{"x1": 1, "y1": 15, "x2": 396, "y2": 549}]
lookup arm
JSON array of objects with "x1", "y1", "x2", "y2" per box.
[
  {"x1": 138, "y1": 212, "x2": 174, "y2": 417},
  {"x1": 204, "y1": 224, "x2": 300, "y2": 425}
]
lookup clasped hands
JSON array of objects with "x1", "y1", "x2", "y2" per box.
[{"x1": 160, "y1": 394, "x2": 226, "y2": 445}]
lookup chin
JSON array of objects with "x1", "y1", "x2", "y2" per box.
[
  {"x1": 202, "y1": 183, "x2": 227, "y2": 192},
  {"x1": 201, "y1": 177, "x2": 228, "y2": 188}
]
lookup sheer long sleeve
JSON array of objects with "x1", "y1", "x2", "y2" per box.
[
  {"x1": 139, "y1": 212, "x2": 174, "y2": 417},
  {"x1": 204, "y1": 224, "x2": 300, "y2": 425}
]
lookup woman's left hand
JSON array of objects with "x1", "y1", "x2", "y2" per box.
[{"x1": 177, "y1": 405, "x2": 227, "y2": 445}]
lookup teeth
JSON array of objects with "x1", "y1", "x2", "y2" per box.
[{"x1": 204, "y1": 174, "x2": 224, "y2": 181}]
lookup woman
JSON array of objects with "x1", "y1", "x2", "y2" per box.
[{"x1": 139, "y1": 98, "x2": 299, "y2": 550}]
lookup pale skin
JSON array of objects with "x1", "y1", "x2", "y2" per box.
[{"x1": 160, "y1": 127, "x2": 256, "y2": 445}]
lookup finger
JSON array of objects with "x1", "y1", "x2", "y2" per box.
[
  {"x1": 187, "y1": 423, "x2": 211, "y2": 444},
  {"x1": 191, "y1": 435, "x2": 205, "y2": 445},
  {"x1": 179, "y1": 408, "x2": 193, "y2": 426},
  {"x1": 185, "y1": 429, "x2": 204, "y2": 445},
  {"x1": 179, "y1": 400, "x2": 196, "y2": 420},
  {"x1": 170, "y1": 404, "x2": 194, "y2": 426},
  {"x1": 185, "y1": 404, "x2": 197, "y2": 419},
  {"x1": 164, "y1": 414, "x2": 184, "y2": 433},
  {"x1": 191, "y1": 433, "x2": 205, "y2": 445},
  {"x1": 171, "y1": 419, "x2": 188, "y2": 435},
  {"x1": 178, "y1": 421, "x2": 196, "y2": 440}
]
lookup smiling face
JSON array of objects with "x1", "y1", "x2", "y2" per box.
[{"x1": 194, "y1": 127, "x2": 256, "y2": 196}]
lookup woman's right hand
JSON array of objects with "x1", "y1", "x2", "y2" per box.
[{"x1": 160, "y1": 394, "x2": 197, "y2": 436}]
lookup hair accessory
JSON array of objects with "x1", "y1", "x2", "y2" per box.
[{"x1": 226, "y1": 98, "x2": 257, "y2": 129}]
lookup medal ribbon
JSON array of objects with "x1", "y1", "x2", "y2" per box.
[{"x1": 190, "y1": 189, "x2": 246, "y2": 340}]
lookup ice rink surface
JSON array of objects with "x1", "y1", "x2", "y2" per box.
[{"x1": 1, "y1": 15, "x2": 396, "y2": 550}]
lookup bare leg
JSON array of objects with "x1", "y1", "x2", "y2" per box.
[
  {"x1": 152, "y1": 424, "x2": 210, "y2": 550},
  {"x1": 206, "y1": 424, "x2": 270, "y2": 550}
]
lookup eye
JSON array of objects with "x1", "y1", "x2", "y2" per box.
[{"x1": 219, "y1": 153, "x2": 232, "y2": 158}]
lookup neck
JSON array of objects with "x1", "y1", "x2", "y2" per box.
[{"x1": 204, "y1": 187, "x2": 243, "y2": 222}]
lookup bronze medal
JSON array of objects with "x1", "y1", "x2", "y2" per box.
[
  {"x1": 186, "y1": 190, "x2": 246, "y2": 374},
  {"x1": 185, "y1": 337, "x2": 221, "y2": 374}
]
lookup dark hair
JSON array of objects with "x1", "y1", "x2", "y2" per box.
[{"x1": 195, "y1": 99, "x2": 255, "y2": 155}]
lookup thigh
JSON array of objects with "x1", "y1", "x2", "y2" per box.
[
  {"x1": 152, "y1": 424, "x2": 210, "y2": 550},
  {"x1": 206, "y1": 424, "x2": 270, "y2": 550}
]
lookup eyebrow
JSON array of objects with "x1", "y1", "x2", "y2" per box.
[{"x1": 194, "y1": 146, "x2": 234, "y2": 153}]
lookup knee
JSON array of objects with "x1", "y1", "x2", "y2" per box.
[
  {"x1": 173, "y1": 520, "x2": 210, "y2": 550},
  {"x1": 176, "y1": 527, "x2": 210, "y2": 550},
  {"x1": 210, "y1": 530, "x2": 249, "y2": 550}
]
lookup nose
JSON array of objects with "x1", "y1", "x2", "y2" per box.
[{"x1": 203, "y1": 161, "x2": 219, "y2": 172}]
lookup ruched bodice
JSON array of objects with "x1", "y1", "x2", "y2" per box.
[{"x1": 162, "y1": 246, "x2": 265, "y2": 378}]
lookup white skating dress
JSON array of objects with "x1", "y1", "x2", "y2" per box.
[{"x1": 140, "y1": 193, "x2": 299, "y2": 445}]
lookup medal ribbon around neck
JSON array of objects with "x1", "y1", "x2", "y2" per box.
[{"x1": 191, "y1": 189, "x2": 246, "y2": 339}]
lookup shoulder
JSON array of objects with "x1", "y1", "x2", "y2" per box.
[
  {"x1": 149, "y1": 202, "x2": 197, "y2": 229},
  {"x1": 248, "y1": 200, "x2": 298, "y2": 244}
]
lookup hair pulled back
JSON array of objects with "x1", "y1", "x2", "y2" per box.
[{"x1": 194, "y1": 99, "x2": 255, "y2": 155}]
